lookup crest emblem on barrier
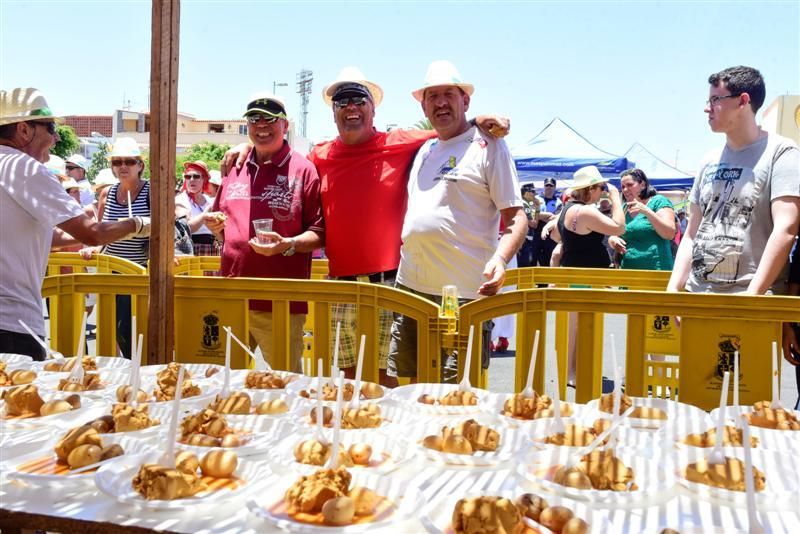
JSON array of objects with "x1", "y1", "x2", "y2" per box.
[
  {"x1": 652, "y1": 315, "x2": 671, "y2": 333},
  {"x1": 715, "y1": 335, "x2": 741, "y2": 380},
  {"x1": 202, "y1": 312, "x2": 221, "y2": 350}
]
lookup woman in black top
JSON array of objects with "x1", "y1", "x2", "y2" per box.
[{"x1": 550, "y1": 166, "x2": 625, "y2": 267}]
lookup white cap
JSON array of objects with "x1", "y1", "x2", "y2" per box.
[
  {"x1": 209, "y1": 169, "x2": 222, "y2": 186},
  {"x1": 65, "y1": 154, "x2": 89, "y2": 170},
  {"x1": 45, "y1": 154, "x2": 66, "y2": 176}
]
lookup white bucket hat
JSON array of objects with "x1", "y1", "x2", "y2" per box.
[
  {"x1": 322, "y1": 66, "x2": 384, "y2": 108},
  {"x1": 61, "y1": 178, "x2": 80, "y2": 190},
  {"x1": 45, "y1": 154, "x2": 66, "y2": 176},
  {"x1": 0, "y1": 87, "x2": 61, "y2": 126},
  {"x1": 412, "y1": 60, "x2": 475, "y2": 102},
  {"x1": 92, "y1": 168, "x2": 118, "y2": 192},
  {"x1": 106, "y1": 137, "x2": 142, "y2": 160},
  {"x1": 65, "y1": 154, "x2": 89, "y2": 171},
  {"x1": 208, "y1": 169, "x2": 222, "y2": 186},
  {"x1": 568, "y1": 166, "x2": 608, "y2": 191}
]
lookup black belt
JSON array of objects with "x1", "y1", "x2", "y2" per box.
[{"x1": 337, "y1": 269, "x2": 398, "y2": 283}]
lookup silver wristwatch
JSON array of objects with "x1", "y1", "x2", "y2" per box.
[{"x1": 282, "y1": 237, "x2": 296, "y2": 257}]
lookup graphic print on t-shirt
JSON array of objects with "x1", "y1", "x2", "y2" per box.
[
  {"x1": 692, "y1": 163, "x2": 756, "y2": 285},
  {"x1": 433, "y1": 156, "x2": 459, "y2": 183},
  {"x1": 264, "y1": 175, "x2": 300, "y2": 222}
]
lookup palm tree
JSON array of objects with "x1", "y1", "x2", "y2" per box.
[{"x1": 413, "y1": 118, "x2": 433, "y2": 130}]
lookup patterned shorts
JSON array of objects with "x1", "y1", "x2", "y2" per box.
[{"x1": 330, "y1": 278, "x2": 393, "y2": 369}]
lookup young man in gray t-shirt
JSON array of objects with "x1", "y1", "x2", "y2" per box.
[{"x1": 668, "y1": 65, "x2": 800, "y2": 297}]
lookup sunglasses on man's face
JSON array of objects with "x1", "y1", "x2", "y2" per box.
[
  {"x1": 333, "y1": 96, "x2": 369, "y2": 109},
  {"x1": 30, "y1": 121, "x2": 57, "y2": 135},
  {"x1": 111, "y1": 158, "x2": 140, "y2": 167},
  {"x1": 246, "y1": 114, "x2": 279, "y2": 125}
]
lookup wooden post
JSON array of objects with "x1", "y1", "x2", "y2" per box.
[{"x1": 147, "y1": 0, "x2": 180, "y2": 364}]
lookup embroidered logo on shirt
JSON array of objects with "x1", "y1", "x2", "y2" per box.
[
  {"x1": 225, "y1": 182, "x2": 250, "y2": 200},
  {"x1": 434, "y1": 156, "x2": 460, "y2": 182}
]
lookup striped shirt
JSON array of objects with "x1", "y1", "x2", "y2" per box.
[{"x1": 102, "y1": 181, "x2": 150, "y2": 266}]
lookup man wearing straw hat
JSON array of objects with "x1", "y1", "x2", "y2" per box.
[
  {"x1": 388, "y1": 60, "x2": 527, "y2": 382},
  {"x1": 0, "y1": 88, "x2": 150, "y2": 360},
  {"x1": 205, "y1": 92, "x2": 324, "y2": 373},
  {"x1": 667, "y1": 66, "x2": 799, "y2": 299}
]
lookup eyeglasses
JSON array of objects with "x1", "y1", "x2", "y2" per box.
[
  {"x1": 30, "y1": 121, "x2": 57, "y2": 135},
  {"x1": 246, "y1": 114, "x2": 279, "y2": 125},
  {"x1": 333, "y1": 96, "x2": 369, "y2": 109},
  {"x1": 706, "y1": 93, "x2": 742, "y2": 107},
  {"x1": 111, "y1": 158, "x2": 140, "y2": 167},
  {"x1": 184, "y1": 173, "x2": 203, "y2": 180}
]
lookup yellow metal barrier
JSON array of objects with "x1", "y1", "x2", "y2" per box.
[
  {"x1": 458, "y1": 287, "x2": 798, "y2": 409},
  {"x1": 46, "y1": 253, "x2": 146, "y2": 357},
  {"x1": 504, "y1": 267, "x2": 677, "y2": 399},
  {"x1": 41, "y1": 273, "x2": 447, "y2": 385}
]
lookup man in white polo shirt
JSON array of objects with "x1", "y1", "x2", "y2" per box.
[{"x1": 388, "y1": 61, "x2": 527, "y2": 381}]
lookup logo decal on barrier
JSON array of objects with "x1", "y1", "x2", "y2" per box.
[
  {"x1": 202, "y1": 312, "x2": 221, "y2": 350},
  {"x1": 715, "y1": 335, "x2": 740, "y2": 380},
  {"x1": 652, "y1": 315, "x2": 672, "y2": 333}
]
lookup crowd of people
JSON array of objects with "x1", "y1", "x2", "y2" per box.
[{"x1": 1, "y1": 64, "x2": 798, "y2": 401}]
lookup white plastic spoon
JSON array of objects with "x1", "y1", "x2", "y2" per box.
[
  {"x1": 75, "y1": 311, "x2": 89, "y2": 359},
  {"x1": 128, "y1": 339, "x2": 142, "y2": 406},
  {"x1": 331, "y1": 321, "x2": 341, "y2": 386},
  {"x1": 66, "y1": 359, "x2": 85, "y2": 386},
  {"x1": 741, "y1": 417, "x2": 766, "y2": 533},
  {"x1": 17, "y1": 319, "x2": 63, "y2": 359},
  {"x1": 314, "y1": 358, "x2": 328, "y2": 445},
  {"x1": 770, "y1": 342, "x2": 781, "y2": 409},
  {"x1": 564, "y1": 406, "x2": 635, "y2": 468},
  {"x1": 458, "y1": 325, "x2": 475, "y2": 393},
  {"x1": 127, "y1": 190, "x2": 133, "y2": 219},
  {"x1": 521, "y1": 330, "x2": 540, "y2": 398},
  {"x1": 161, "y1": 366, "x2": 185, "y2": 469},
  {"x1": 350, "y1": 335, "x2": 366, "y2": 409},
  {"x1": 610, "y1": 334, "x2": 622, "y2": 422},
  {"x1": 709, "y1": 371, "x2": 730, "y2": 465},
  {"x1": 220, "y1": 326, "x2": 232, "y2": 399},
  {"x1": 131, "y1": 315, "x2": 137, "y2": 359},
  {"x1": 224, "y1": 326, "x2": 270, "y2": 371},
  {"x1": 325, "y1": 371, "x2": 346, "y2": 469},
  {"x1": 733, "y1": 350, "x2": 740, "y2": 411}
]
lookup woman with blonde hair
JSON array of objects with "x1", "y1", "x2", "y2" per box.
[{"x1": 549, "y1": 166, "x2": 625, "y2": 267}]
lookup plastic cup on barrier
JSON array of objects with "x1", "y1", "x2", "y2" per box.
[
  {"x1": 252, "y1": 218, "x2": 274, "y2": 244},
  {"x1": 441, "y1": 285, "x2": 458, "y2": 318}
]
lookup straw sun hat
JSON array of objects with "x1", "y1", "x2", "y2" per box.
[
  {"x1": 106, "y1": 137, "x2": 142, "y2": 160},
  {"x1": 568, "y1": 166, "x2": 608, "y2": 191},
  {"x1": 322, "y1": 66, "x2": 384, "y2": 108},
  {"x1": 0, "y1": 87, "x2": 61, "y2": 126},
  {"x1": 412, "y1": 60, "x2": 474, "y2": 102}
]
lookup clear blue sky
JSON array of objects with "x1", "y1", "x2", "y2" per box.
[{"x1": 2, "y1": 0, "x2": 798, "y2": 173}]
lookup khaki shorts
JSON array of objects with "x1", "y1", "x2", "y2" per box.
[{"x1": 249, "y1": 310, "x2": 305, "y2": 373}]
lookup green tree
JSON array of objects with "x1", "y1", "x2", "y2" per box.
[
  {"x1": 87, "y1": 143, "x2": 110, "y2": 181},
  {"x1": 413, "y1": 118, "x2": 433, "y2": 130},
  {"x1": 51, "y1": 124, "x2": 80, "y2": 158},
  {"x1": 176, "y1": 141, "x2": 230, "y2": 175}
]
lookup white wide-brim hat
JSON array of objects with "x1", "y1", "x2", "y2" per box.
[
  {"x1": 61, "y1": 178, "x2": 80, "y2": 190},
  {"x1": 0, "y1": 87, "x2": 61, "y2": 126},
  {"x1": 322, "y1": 66, "x2": 384, "y2": 107},
  {"x1": 45, "y1": 154, "x2": 66, "y2": 176},
  {"x1": 92, "y1": 168, "x2": 118, "y2": 192},
  {"x1": 568, "y1": 165, "x2": 608, "y2": 191},
  {"x1": 412, "y1": 60, "x2": 474, "y2": 102},
  {"x1": 106, "y1": 137, "x2": 142, "y2": 160}
]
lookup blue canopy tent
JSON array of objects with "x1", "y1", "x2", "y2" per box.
[
  {"x1": 621, "y1": 142, "x2": 694, "y2": 191},
  {"x1": 512, "y1": 118, "x2": 631, "y2": 189}
]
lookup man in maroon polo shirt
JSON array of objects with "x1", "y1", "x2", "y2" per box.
[{"x1": 205, "y1": 93, "x2": 324, "y2": 372}]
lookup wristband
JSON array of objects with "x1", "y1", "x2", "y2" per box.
[{"x1": 492, "y1": 254, "x2": 508, "y2": 268}]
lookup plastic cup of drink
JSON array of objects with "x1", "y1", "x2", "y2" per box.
[
  {"x1": 252, "y1": 218, "x2": 274, "y2": 244},
  {"x1": 441, "y1": 285, "x2": 459, "y2": 318}
]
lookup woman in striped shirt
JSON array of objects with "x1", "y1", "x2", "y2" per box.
[{"x1": 86, "y1": 137, "x2": 150, "y2": 358}]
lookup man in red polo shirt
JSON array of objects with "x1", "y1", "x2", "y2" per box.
[{"x1": 206, "y1": 93, "x2": 324, "y2": 372}]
